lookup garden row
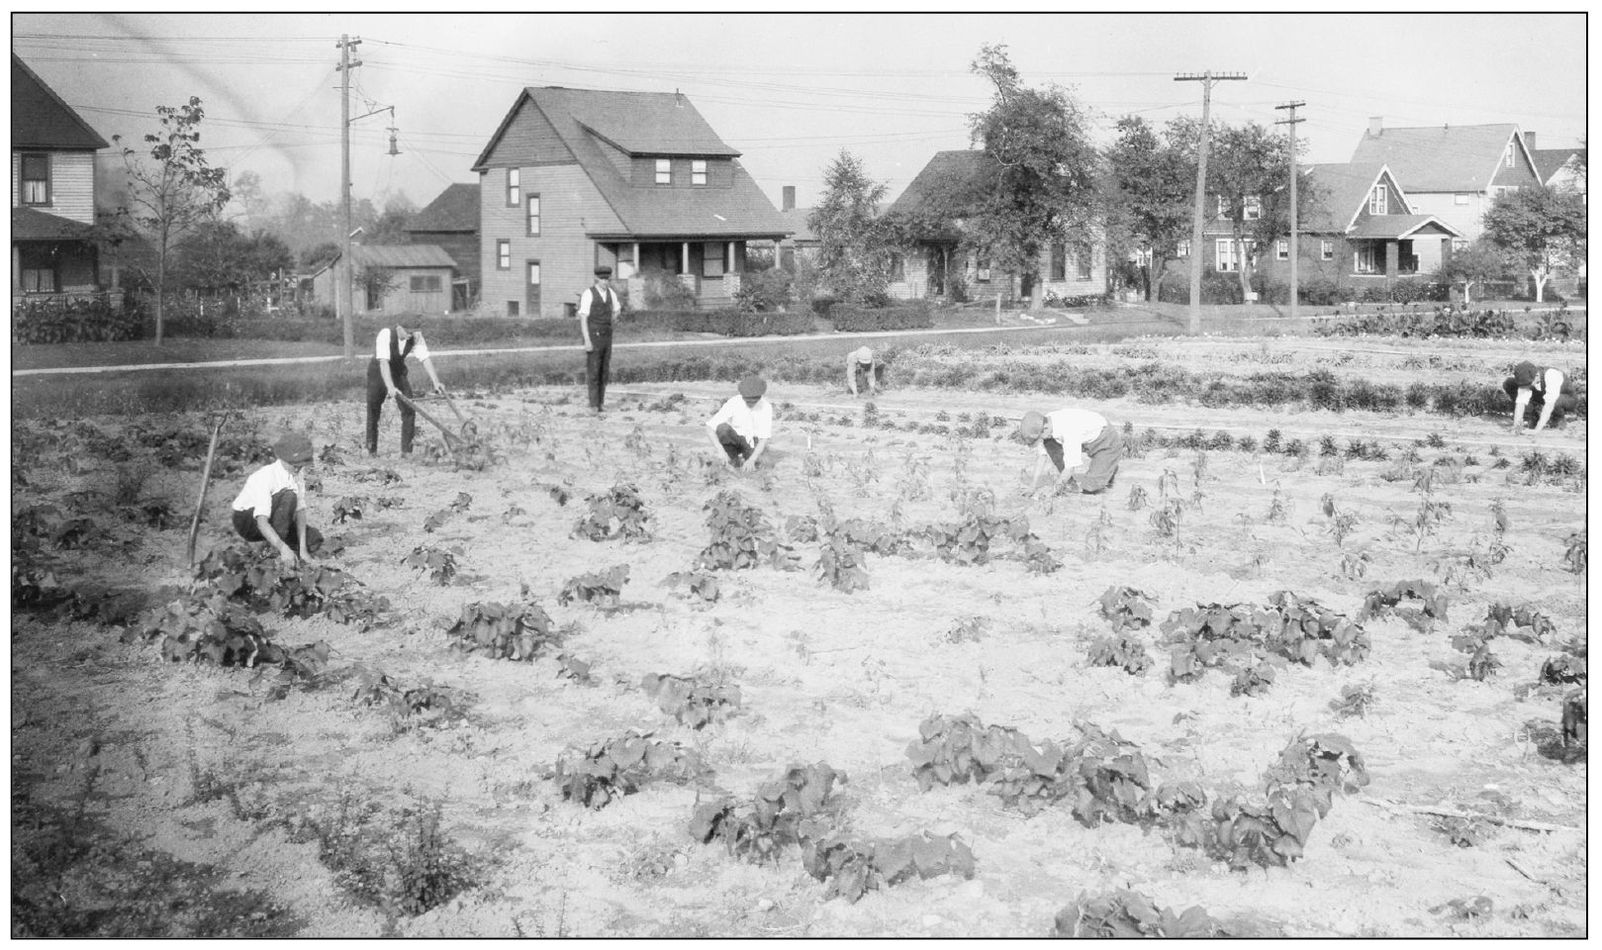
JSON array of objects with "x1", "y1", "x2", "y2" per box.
[{"x1": 1313, "y1": 306, "x2": 1582, "y2": 341}]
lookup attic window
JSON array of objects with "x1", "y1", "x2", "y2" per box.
[
  {"x1": 655, "y1": 159, "x2": 671, "y2": 185},
  {"x1": 1505, "y1": 147, "x2": 1514, "y2": 169},
  {"x1": 1369, "y1": 185, "x2": 1387, "y2": 215}
]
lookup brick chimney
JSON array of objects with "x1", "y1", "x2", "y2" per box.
[
  {"x1": 782, "y1": 185, "x2": 795, "y2": 211},
  {"x1": 1367, "y1": 116, "x2": 1383, "y2": 137},
  {"x1": 1524, "y1": 131, "x2": 1537, "y2": 151}
]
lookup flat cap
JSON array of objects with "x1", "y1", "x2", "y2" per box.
[
  {"x1": 273, "y1": 431, "x2": 314, "y2": 465},
  {"x1": 737, "y1": 375, "x2": 767, "y2": 399}
]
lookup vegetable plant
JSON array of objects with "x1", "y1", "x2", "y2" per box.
[
  {"x1": 689, "y1": 762, "x2": 843, "y2": 865},
  {"x1": 640, "y1": 672, "x2": 741, "y2": 729},
  {"x1": 1053, "y1": 889, "x2": 1232, "y2": 938},
  {"x1": 661, "y1": 571, "x2": 721, "y2": 603},
  {"x1": 445, "y1": 600, "x2": 559, "y2": 661},
  {"x1": 698, "y1": 490, "x2": 800, "y2": 572},
  {"x1": 557, "y1": 564, "x2": 630, "y2": 608},
  {"x1": 401, "y1": 545, "x2": 458, "y2": 586},
  {"x1": 800, "y1": 831, "x2": 974, "y2": 904},
  {"x1": 553, "y1": 730, "x2": 709, "y2": 809},
  {"x1": 573, "y1": 484, "x2": 651, "y2": 542},
  {"x1": 1097, "y1": 586, "x2": 1155, "y2": 632},
  {"x1": 1358, "y1": 579, "x2": 1450, "y2": 631}
]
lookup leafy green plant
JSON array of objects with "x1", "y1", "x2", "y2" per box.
[
  {"x1": 641, "y1": 672, "x2": 742, "y2": 729},
  {"x1": 926, "y1": 512, "x2": 1031, "y2": 566},
  {"x1": 573, "y1": 484, "x2": 651, "y2": 542},
  {"x1": 557, "y1": 564, "x2": 630, "y2": 608},
  {"x1": 1358, "y1": 579, "x2": 1450, "y2": 630},
  {"x1": 1086, "y1": 635, "x2": 1151, "y2": 675},
  {"x1": 1539, "y1": 654, "x2": 1587, "y2": 686},
  {"x1": 1564, "y1": 530, "x2": 1587, "y2": 576},
  {"x1": 800, "y1": 831, "x2": 974, "y2": 904},
  {"x1": 553, "y1": 730, "x2": 710, "y2": 809},
  {"x1": 661, "y1": 571, "x2": 721, "y2": 603},
  {"x1": 351, "y1": 670, "x2": 468, "y2": 730},
  {"x1": 689, "y1": 762, "x2": 844, "y2": 865},
  {"x1": 196, "y1": 544, "x2": 391, "y2": 627},
  {"x1": 308, "y1": 796, "x2": 480, "y2": 917},
  {"x1": 1231, "y1": 659, "x2": 1278, "y2": 697},
  {"x1": 1097, "y1": 586, "x2": 1155, "y2": 632},
  {"x1": 332, "y1": 496, "x2": 365, "y2": 524},
  {"x1": 1053, "y1": 889, "x2": 1233, "y2": 938},
  {"x1": 401, "y1": 545, "x2": 458, "y2": 586},
  {"x1": 1328, "y1": 684, "x2": 1375, "y2": 719},
  {"x1": 445, "y1": 600, "x2": 559, "y2": 661},
  {"x1": 1126, "y1": 484, "x2": 1149, "y2": 511},
  {"x1": 1482, "y1": 603, "x2": 1556, "y2": 643},
  {"x1": 698, "y1": 490, "x2": 800, "y2": 571},
  {"x1": 1149, "y1": 499, "x2": 1182, "y2": 539},
  {"x1": 816, "y1": 529, "x2": 870, "y2": 593}
]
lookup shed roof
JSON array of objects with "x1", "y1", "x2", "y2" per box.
[
  {"x1": 12, "y1": 206, "x2": 93, "y2": 241},
  {"x1": 1349, "y1": 123, "x2": 1529, "y2": 192},
  {"x1": 352, "y1": 244, "x2": 457, "y2": 269},
  {"x1": 408, "y1": 183, "x2": 479, "y2": 233},
  {"x1": 12, "y1": 53, "x2": 108, "y2": 150}
]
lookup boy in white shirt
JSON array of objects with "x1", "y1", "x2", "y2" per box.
[
  {"x1": 706, "y1": 375, "x2": 774, "y2": 471},
  {"x1": 1019, "y1": 407, "x2": 1124, "y2": 495},
  {"x1": 846, "y1": 345, "x2": 879, "y2": 397},
  {"x1": 231, "y1": 432, "x2": 321, "y2": 561}
]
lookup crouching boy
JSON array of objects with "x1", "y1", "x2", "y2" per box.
[
  {"x1": 231, "y1": 431, "x2": 322, "y2": 561},
  {"x1": 1019, "y1": 407, "x2": 1124, "y2": 495},
  {"x1": 706, "y1": 375, "x2": 773, "y2": 472}
]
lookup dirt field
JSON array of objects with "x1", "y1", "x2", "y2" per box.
[{"x1": 10, "y1": 338, "x2": 1588, "y2": 938}]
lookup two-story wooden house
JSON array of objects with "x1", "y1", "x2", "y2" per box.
[
  {"x1": 11, "y1": 53, "x2": 112, "y2": 307},
  {"x1": 470, "y1": 87, "x2": 789, "y2": 318},
  {"x1": 406, "y1": 182, "x2": 480, "y2": 311},
  {"x1": 883, "y1": 150, "x2": 1107, "y2": 302},
  {"x1": 1349, "y1": 118, "x2": 1542, "y2": 243}
]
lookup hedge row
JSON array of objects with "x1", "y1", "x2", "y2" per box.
[
  {"x1": 631, "y1": 309, "x2": 817, "y2": 337},
  {"x1": 12, "y1": 297, "x2": 143, "y2": 344},
  {"x1": 830, "y1": 302, "x2": 934, "y2": 332}
]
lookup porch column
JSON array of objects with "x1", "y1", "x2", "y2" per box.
[
  {"x1": 1384, "y1": 242, "x2": 1399, "y2": 277},
  {"x1": 726, "y1": 241, "x2": 734, "y2": 273},
  {"x1": 681, "y1": 242, "x2": 689, "y2": 274},
  {"x1": 632, "y1": 242, "x2": 640, "y2": 274}
]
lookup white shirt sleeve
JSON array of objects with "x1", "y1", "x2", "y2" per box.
[
  {"x1": 374, "y1": 327, "x2": 391, "y2": 361},
  {"x1": 752, "y1": 400, "x2": 773, "y2": 440},
  {"x1": 577, "y1": 288, "x2": 592, "y2": 318},
  {"x1": 1544, "y1": 367, "x2": 1564, "y2": 394},
  {"x1": 409, "y1": 331, "x2": 431, "y2": 362}
]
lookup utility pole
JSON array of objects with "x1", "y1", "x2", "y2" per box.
[
  {"x1": 335, "y1": 34, "x2": 362, "y2": 360},
  {"x1": 1174, "y1": 71, "x2": 1246, "y2": 334},
  {"x1": 1275, "y1": 101, "x2": 1306, "y2": 322}
]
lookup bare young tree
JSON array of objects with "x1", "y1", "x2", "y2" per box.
[{"x1": 113, "y1": 97, "x2": 230, "y2": 345}]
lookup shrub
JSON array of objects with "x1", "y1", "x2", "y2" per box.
[
  {"x1": 1156, "y1": 272, "x2": 1243, "y2": 305},
  {"x1": 830, "y1": 300, "x2": 933, "y2": 332},
  {"x1": 643, "y1": 273, "x2": 697, "y2": 310},
  {"x1": 1300, "y1": 276, "x2": 1348, "y2": 306},
  {"x1": 639, "y1": 309, "x2": 813, "y2": 337},
  {"x1": 12, "y1": 295, "x2": 142, "y2": 344},
  {"x1": 733, "y1": 267, "x2": 794, "y2": 313}
]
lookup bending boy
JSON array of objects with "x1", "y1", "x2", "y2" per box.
[{"x1": 1019, "y1": 407, "x2": 1124, "y2": 495}]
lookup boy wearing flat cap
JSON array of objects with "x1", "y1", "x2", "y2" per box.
[
  {"x1": 578, "y1": 266, "x2": 623, "y2": 413},
  {"x1": 1503, "y1": 360, "x2": 1580, "y2": 433},
  {"x1": 231, "y1": 431, "x2": 322, "y2": 561},
  {"x1": 1019, "y1": 406, "x2": 1123, "y2": 496},
  {"x1": 846, "y1": 345, "x2": 880, "y2": 397},
  {"x1": 706, "y1": 375, "x2": 774, "y2": 471}
]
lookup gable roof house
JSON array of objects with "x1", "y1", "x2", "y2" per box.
[
  {"x1": 1524, "y1": 133, "x2": 1586, "y2": 196},
  {"x1": 1349, "y1": 118, "x2": 1542, "y2": 242},
  {"x1": 11, "y1": 53, "x2": 114, "y2": 308},
  {"x1": 309, "y1": 244, "x2": 458, "y2": 317},
  {"x1": 470, "y1": 87, "x2": 789, "y2": 317},
  {"x1": 1253, "y1": 162, "x2": 1462, "y2": 292},
  {"x1": 406, "y1": 182, "x2": 480, "y2": 310},
  {"x1": 884, "y1": 149, "x2": 1107, "y2": 303}
]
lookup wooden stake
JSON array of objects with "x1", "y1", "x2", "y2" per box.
[
  {"x1": 186, "y1": 412, "x2": 233, "y2": 570},
  {"x1": 1361, "y1": 797, "x2": 1579, "y2": 833}
]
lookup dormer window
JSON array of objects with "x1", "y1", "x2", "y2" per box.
[
  {"x1": 1243, "y1": 196, "x2": 1262, "y2": 221},
  {"x1": 1369, "y1": 185, "x2": 1387, "y2": 215},
  {"x1": 692, "y1": 160, "x2": 707, "y2": 186},
  {"x1": 655, "y1": 159, "x2": 672, "y2": 185},
  {"x1": 20, "y1": 153, "x2": 50, "y2": 205}
]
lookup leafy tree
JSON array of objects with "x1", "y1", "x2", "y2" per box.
[
  {"x1": 966, "y1": 44, "x2": 1099, "y2": 310},
  {"x1": 1434, "y1": 239, "x2": 1507, "y2": 305},
  {"x1": 1481, "y1": 187, "x2": 1586, "y2": 302},
  {"x1": 302, "y1": 241, "x2": 341, "y2": 272},
  {"x1": 112, "y1": 97, "x2": 231, "y2": 345},
  {"x1": 171, "y1": 220, "x2": 294, "y2": 293},
  {"x1": 1103, "y1": 116, "x2": 1191, "y2": 301},
  {"x1": 808, "y1": 150, "x2": 892, "y2": 305},
  {"x1": 1167, "y1": 119, "x2": 1314, "y2": 301}
]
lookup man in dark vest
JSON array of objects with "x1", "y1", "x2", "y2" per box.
[
  {"x1": 366, "y1": 324, "x2": 447, "y2": 456},
  {"x1": 578, "y1": 265, "x2": 623, "y2": 413}
]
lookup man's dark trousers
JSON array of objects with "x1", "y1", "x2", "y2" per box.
[
  {"x1": 366, "y1": 360, "x2": 415, "y2": 454},
  {"x1": 587, "y1": 332, "x2": 613, "y2": 411}
]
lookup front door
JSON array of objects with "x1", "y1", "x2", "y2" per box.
[
  {"x1": 526, "y1": 261, "x2": 541, "y2": 317},
  {"x1": 926, "y1": 246, "x2": 946, "y2": 296}
]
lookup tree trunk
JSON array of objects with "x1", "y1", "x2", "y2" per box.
[
  {"x1": 154, "y1": 245, "x2": 166, "y2": 347},
  {"x1": 1235, "y1": 234, "x2": 1252, "y2": 302},
  {"x1": 1463, "y1": 280, "x2": 1474, "y2": 306},
  {"x1": 1533, "y1": 269, "x2": 1547, "y2": 303},
  {"x1": 1030, "y1": 276, "x2": 1044, "y2": 313},
  {"x1": 1145, "y1": 257, "x2": 1159, "y2": 302}
]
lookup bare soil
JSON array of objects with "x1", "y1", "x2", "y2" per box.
[{"x1": 10, "y1": 348, "x2": 1587, "y2": 937}]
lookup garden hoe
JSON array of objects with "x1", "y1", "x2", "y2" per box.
[
  {"x1": 187, "y1": 409, "x2": 241, "y2": 571},
  {"x1": 394, "y1": 391, "x2": 482, "y2": 460}
]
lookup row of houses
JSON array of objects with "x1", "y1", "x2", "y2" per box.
[{"x1": 12, "y1": 51, "x2": 1587, "y2": 317}]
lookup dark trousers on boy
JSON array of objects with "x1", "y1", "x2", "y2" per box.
[
  {"x1": 1502, "y1": 376, "x2": 1579, "y2": 428},
  {"x1": 715, "y1": 423, "x2": 759, "y2": 465},
  {"x1": 1042, "y1": 423, "x2": 1124, "y2": 493},
  {"x1": 232, "y1": 488, "x2": 323, "y2": 553}
]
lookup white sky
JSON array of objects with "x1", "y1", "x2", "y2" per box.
[{"x1": 12, "y1": 11, "x2": 1589, "y2": 212}]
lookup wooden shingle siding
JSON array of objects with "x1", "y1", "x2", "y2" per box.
[
  {"x1": 10, "y1": 150, "x2": 94, "y2": 222},
  {"x1": 480, "y1": 165, "x2": 622, "y2": 317},
  {"x1": 481, "y1": 98, "x2": 573, "y2": 167}
]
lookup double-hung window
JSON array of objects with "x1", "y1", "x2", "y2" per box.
[
  {"x1": 1075, "y1": 244, "x2": 1093, "y2": 280},
  {"x1": 1321, "y1": 239, "x2": 1335, "y2": 261},
  {"x1": 506, "y1": 168, "x2": 521, "y2": 206},
  {"x1": 655, "y1": 159, "x2": 671, "y2": 185},
  {"x1": 1355, "y1": 244, "x2": 1378, "y2": 274},
  {"x1": 1049, "y1": 242, "x2": 1066, "y2": 281},
  {"x1": 526, "y1": 195, "x2": 541, "y2": 236},
  {"x1": 702, "y1": 242, "x2": 725, "y2": 278},
  {"x1": 691, "y1": 160, "x2": 707, "y2": 186},
  {"x1": 1276, "y1": 239, "x2": 1289, "y2": 261},
  {"x1": 1369, "y1": 185, "x2": 1387, "y2": 215},
  {"x1": 497, "y1": 239, "x2": 511, "y2": 270},
  {"x1": 20, "y1": 154, "x2": 50, "y2": 205},
  {"x1": 1215, "y1": 239, "x2": 1239, "y2": 272},
  {"x1": 1243, "y1": 195, "x2": 1262, "y2": 221},
  {"x1": 1176, "y1": 239, "x2": 1191, "y2": 258}
]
